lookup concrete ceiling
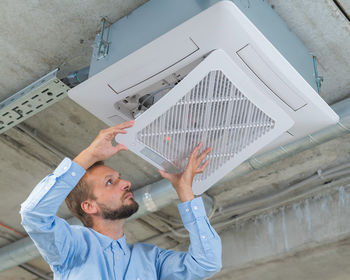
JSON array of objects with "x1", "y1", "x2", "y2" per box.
[
  {"x1": 216, "y1": 237, "x2": 350, "y2": 280},
  {"x1": 0, "y1": 0, "x2": 350, "y2": 279}
]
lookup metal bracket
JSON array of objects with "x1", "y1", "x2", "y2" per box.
[
  {"x1": 0, "y1": 69, "x2": 70, "y2": 134},
  {"x1": 93, "y1": 17, "x2": 112, "y2": 60},
  {"x1": 313, "y1": 55, "x2": 324, "y2": 94}
]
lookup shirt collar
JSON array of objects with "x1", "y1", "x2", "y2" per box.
[
  {"x1": 89, "y1": 228, "x2": 130, "y2": 255},
  {"x1": 116, "y1": 235, "x2": 130, "y2": 255}
]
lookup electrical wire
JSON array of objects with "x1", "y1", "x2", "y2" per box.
[
  {"x1": 74, "y1": 72, "x2": 81, "y2": 83},
  {"x1": 0, "y1": 222, "x2": 26, "y2": 238},
  {"x1": 16, "y1": 123, "x2": 73, "y2": 159}
]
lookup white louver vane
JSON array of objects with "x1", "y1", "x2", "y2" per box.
[
  {"x1": 68, "y1": 1, "x2": 339, "y2": 194},
  {"x1": 116, "y1": 50, "x2": 293, "y2": 194}
]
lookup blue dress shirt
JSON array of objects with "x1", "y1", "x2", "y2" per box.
[{"x1": 20, "y1": 158, "x2": 222, "y2": 280}]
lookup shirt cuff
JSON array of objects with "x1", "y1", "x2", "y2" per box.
[
  {"x1": 177, "y1": 197, "x2": 207, "y2": 225},
  {"x1": 56, "y1": 158, "x2": 86, "y2": 186}
]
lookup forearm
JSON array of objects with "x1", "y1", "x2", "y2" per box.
[
  {"x1": 73, "y1": 147, "x2": 98, "y2": 170},
  {"x1": 175, "y1": 185, "x2": 195, "y2": 202}
]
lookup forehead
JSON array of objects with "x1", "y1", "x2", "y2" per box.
[{"x1": 86, "y1": 165, "x2": 120, "y2": 185}]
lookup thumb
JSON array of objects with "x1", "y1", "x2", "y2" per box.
[
  {"x1": 114, "y1": 144, "x2": 128, "y2": 153},
  {"x1": 158, "y1": 169, "x2": 172, "y2": 180}
]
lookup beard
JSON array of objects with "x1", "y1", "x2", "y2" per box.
[{"x1": 97, "y1": 196, "x2": 139, "y2": 220}]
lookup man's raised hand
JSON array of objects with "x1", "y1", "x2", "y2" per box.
[
  {"x1": 73, "y1": 120, "x2": 134, "y2": 170},
  {"x1": 159, "y1": 143, "x2": 212, "y2": 202}
]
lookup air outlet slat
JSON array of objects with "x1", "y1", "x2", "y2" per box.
[{"x1": 137, "y1": 70, "x2": 276, "y2": 182}]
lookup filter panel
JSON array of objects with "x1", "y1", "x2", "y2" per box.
[{"x1": 137, "y1": 70, "x2": 275, "y2": 182}]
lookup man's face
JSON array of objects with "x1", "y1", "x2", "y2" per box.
[{"x1": 86, "y1": 165, "x2": 139, "y2": 220}]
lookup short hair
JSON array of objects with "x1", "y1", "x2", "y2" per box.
[{"x1": 65, "y1": 161, "x2": 104, "y2": 227}]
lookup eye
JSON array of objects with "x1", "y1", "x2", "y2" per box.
[{"x1": 106, "y1": 179, "x2": 112, "y2": 186}]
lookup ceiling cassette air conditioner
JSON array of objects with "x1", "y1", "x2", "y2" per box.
[
  {"x1": 68, "y1": 0, "x2": 339, "y2": 194},
  {"x1": 116, "y1": 49, "x2": 294, "y2": 194}
]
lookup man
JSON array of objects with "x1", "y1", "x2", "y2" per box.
[{"x1": 20, "y1": 121, "x2": 222, "y2": 279}]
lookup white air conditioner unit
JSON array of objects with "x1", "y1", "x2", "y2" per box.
[{"x1": 68, "y1": 0, "x2": 339, "y2": 194}]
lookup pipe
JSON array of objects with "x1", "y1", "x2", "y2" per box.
[
  {"x1": 0, "y1": 217, "x2": 78, "y2": 272},
  {"x1": 19, "y1": 263, "x2": 52, "y2": 280},
  {"x1": 141, "y1": 167, "x2": 350, "y2": 244},
  {"x1": 1, "y1": 97, "x2": 350, "y2": 272}
]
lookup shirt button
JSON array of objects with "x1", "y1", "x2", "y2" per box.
[
  {"x1": 137, "y1": 277, "x2": 140, "y2": 280},
  {"x1": 63, "y1": 166, "x2": 68, "y2": 170},
  {"x1": 202, "y1": 235, "x2": 206, "y2": 239},
  {"x1": 71, "y1": 172, "x2": 76, "y2": 177},
  {"x1": 193, "y1": 206, "x2": 198, "y2": 210},
  {"x1": 185, "y1": 208, "x2": 189, "y2": 212}
]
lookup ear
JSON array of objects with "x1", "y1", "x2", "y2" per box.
[{"x1": 81, "y1": 200, "x2": 98, "y2": 215}]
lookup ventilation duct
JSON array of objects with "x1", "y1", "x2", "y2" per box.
[{"x1": 68, "y1": 0, "x2": 338, "y2": 193}]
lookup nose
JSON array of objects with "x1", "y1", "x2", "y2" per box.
[{"x1": 120, "y1": 179, "x2": 131, "y2": 191}]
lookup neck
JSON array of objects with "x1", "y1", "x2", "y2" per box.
[{"x1": 92, "y1": 218, "x2": 125, "y2": 240}]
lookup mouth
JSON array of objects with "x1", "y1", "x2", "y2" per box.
[{"x1": 124, "y1": 192, "x2": 134, "y2": 200}]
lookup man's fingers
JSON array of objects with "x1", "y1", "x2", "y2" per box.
[
  {"x1": 105, "y1": 120, "x2": 135, "y2": 135},
  {"x1": 196, "y1": 159, "x2": 210, "y2": 173},
  {"x1": 197, "y1": 147, "x2": 212, "y2": 163},
  {"x1": 103, "y1": 128, "x2": 128, "y2": 141},
  {"x1": 115, "y1": 144, "x2": 128, "y2": 153},
  {"x1": 116, "y1": 120, "x2": 135, "y2": 129},
  {"x1": 111, "y1": 129, "x2": 128, "y2": 136},
  {"x1": 158, "y1": 169, "x2": 171, "y2": 180},
  {"x1": 189, "y1": 143, "x2": 202, "y2": 160}
]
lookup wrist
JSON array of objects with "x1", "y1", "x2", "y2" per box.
[
  {"x1": 176, "y1": 187, "x2": 195, "y2": 202},
  {"x1": 73, "y1": 148, "x2": 98, "y2": 170}
]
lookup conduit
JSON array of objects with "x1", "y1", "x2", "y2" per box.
[
  {"x1": 0, "y1": 222, "x2": 26, "y2": 238},
  {"x1": 1, "y1": 97, "x2": 350, "y2": 271}
]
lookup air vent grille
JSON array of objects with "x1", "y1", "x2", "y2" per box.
[{"x1": 137, "y1": 70, "x2": 275, "y2": 182}]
